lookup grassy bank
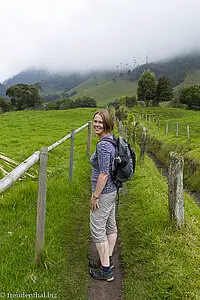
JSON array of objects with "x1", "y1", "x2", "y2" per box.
[
  {"x1": 119, "y1": 151, "x2": 200, "y2": 299},
  {"x1": 129, "y1": 107, "x2": 200, "y2": 192},
  {"x1": 0, "y1": 108, "x2": 97, "y2": 299}
]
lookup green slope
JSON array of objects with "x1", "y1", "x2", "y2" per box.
[
  {"x1": 174, "y1": 69, "x2": 200, "y2": 92},
  {"x1": 68, "y1": 77, "x2": 138, "y2": 106}
]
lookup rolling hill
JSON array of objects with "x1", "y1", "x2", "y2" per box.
[
  {"x1": 1, "y1": 51, "x2": 200, "y2": 106},
  {"x1": 174, "y1": 69, "x2": 200, "y2": 92},
  {"x1": 67, "y1": 77, "x2": 138, "y2": 106}
]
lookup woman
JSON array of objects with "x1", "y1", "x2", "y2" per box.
[{"x1": 89, "y1": 109, "x2": 117, "y2": 282}]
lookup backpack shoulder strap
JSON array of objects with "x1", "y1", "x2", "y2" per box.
[
  {"x1": 98, "y1": 137, "x2": 117, "y2": 147},
  {"x1": 97, "y1": 135, "x2": 117, "y2": 147},
  {"x1": 96, "y1": 137, "x2": 117, "y2": 158}
]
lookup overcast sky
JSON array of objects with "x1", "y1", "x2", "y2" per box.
[{"x1": 0, "y1": 0, "x2": 200, "y2": 82}]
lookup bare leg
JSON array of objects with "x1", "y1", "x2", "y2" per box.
[
  {"x1": 107, "y1": 233, "x2": 117, "y2": 256},
  {"x1": 95, "y1": 239, "x2": 109, "y2": 266}
]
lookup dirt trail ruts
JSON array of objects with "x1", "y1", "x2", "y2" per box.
[
  {"x1": 148, "y1": 152, "x2": 200, "y2": 206},
  {"x1": 88, "y1": 234, "x2": 123, "y2": 300}
]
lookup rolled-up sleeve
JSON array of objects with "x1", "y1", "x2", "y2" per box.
[{"x1": 97, "y1": 142, "x2": 111, "y2": 174}]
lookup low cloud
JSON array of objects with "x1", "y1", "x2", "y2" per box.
[{"x1": 0, "y1": 0, "x2": 200, "y2": 81}]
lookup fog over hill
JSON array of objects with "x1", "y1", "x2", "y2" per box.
[
  {"x1": 0, "y1": 0, "x2": 200, "y2": 82},
  {"x1": 1, "y1": 52, "x2": 200, "y2": 100},
  {"x1": 0, "y1": 68, "x2": 115, "y2": 98}
]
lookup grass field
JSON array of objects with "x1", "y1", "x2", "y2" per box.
[
  {"x1": 68, "y1": 77, "x2": 138, "y2": 106},
  {"x1": 130, "y1": 107, "x2": 200, "y2": 191},
  {"x1": 119, "y1": 148, "x2": 200, "y2": 299},
  {"x1": 2, "y1": 107, "x2": 200, "y2": 299},
  {"x1": 0, "y1": 108, "x2": 97, "y2": 298}
]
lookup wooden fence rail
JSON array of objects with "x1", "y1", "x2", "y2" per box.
[
  {"x1": 0, "y1": 120, "x2": 92, "y2": 264},
  {"x1": 0, "y1": 151, "x2": 40, "y2": 194},
  {"x1": 0, "y1": 122, "x2": 90, "y2": 194}
]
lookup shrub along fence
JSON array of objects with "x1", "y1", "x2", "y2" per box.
[{"x1": 0, "y1": 120, "x2": 92, "y2": 264}]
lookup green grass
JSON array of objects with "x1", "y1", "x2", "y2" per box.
[
  {"x1": 2, "y1": 107, "x2": 200, "y2": 299},
  {"x1": 132, "y1": 106, "x2": 197, "y2": 120},
  {"x1": 130, "y1": 107, "x2": 200, "y2": 192},
  {"x1": 0, "y1": 109, "x2": 96, "y2": 172},
  {"x1": 119, "y1": 150, "x2": 200, "y2": 299},
  {"x1": 41, "y1": 74, "x2": 110, "y2": 97},
  {"x1": 68, "y1": 77, "x2": 138, "y2": 106},
  {"x1": 0, "y1": 108, "x2": 97, "y2": 299}
]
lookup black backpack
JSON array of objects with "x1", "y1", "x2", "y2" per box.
[{"x1": 98, "y1": 136, "x2": 136, "y2": 188}]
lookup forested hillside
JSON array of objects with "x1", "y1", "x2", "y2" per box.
[
  {"x1": 129, "y1": 53, "x2": 200, "y2": 87},
  {"x1": 174, "y1": 69, "x2": 200, "y2": 91},
  {"x1": 0, "y1": 83, "x2": 6, "y2": 97},
  {"x1": 1, "y1": 69, "x2": 113, "y2": 100}
]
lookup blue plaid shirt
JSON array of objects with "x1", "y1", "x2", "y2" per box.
[{"x1": 90, "y1": 135, "x2": 117, "y2": 194}]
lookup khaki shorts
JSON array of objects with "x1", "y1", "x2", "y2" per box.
[{"x1": 90, "y1": 190, "x2": 117, "y2": 243}]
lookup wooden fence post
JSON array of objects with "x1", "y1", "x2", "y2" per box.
[
  {"x1": 116, "y1": 119, "x2": 119, "y2": 132},
  {"x1": 119, "y1": 121, "x2": 123, "y2": 135},
  {"x1": 35, "y1": 147, "x2": 48, "y2": 264},
  {"x1": 125, "y1": 125, "x2": 128, "y2": 139},
  {"x1": 168, "y1": 152, "x2": 184, "y2": 227},
  {"x1": 176, "y1": 123, "x2": 179, "y2": 136},
  {"x1": 86, "y1": 121, "x2": 92, "y2": 157},
  {"x1": 187, "y1": 125, "x2": 190, "y2": 138},
  {"x1": 158, "y1": 120, "x2": 160, "y2": 132},
  {"x1": 166, "y1": 123, "x2": 168, "y2": 134},
  {"x1": 132, "y1": 121, "x2": 137, "y2": 143},
  {"x1": 69, "y1": 129, "x2": 75, "y2": 182},
  {"x1": 140, "y1": 126, "x2": 147, "y2": 160}
]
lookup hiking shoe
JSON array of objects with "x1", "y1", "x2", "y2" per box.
[
  {"x1": 89, "y1": 257, "x2": 114, "y2": 269},
  {"x1": 89, "y1": 267, "x2": 114, "y2": 282}
]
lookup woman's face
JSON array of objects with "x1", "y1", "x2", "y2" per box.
[{"x1": 93, "y1": 114, "x2": 105, "y2": 136}]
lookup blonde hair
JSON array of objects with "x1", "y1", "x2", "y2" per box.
[{"x1": 93, "y1": 110, "x2": 114, "y2": 133}]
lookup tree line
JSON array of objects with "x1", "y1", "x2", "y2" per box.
[
  {"x1": 108, "y1": 70, "x2": 173, "y2": 109},
  {"x1": 45, "y1": 96, "x2": 96, "y2": 110},
  {"x1": 136, "y1": 70, "x2": 200, "y2": 109},
  {"x1": 0, "y1": 83, "x2": 96, "y2": 113},
  {"x1": 108, "y1": 69, "x2": 200, "y2": 119}
]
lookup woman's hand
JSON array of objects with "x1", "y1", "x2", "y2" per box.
[
  {"x1": 90, "y1": 195, "x2": 99, "y2": 211},
  {"x1": 90, "y1": 173, "x2": 108, "y2": 211}
]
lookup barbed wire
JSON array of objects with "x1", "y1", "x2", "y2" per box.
[{"x1": 0, "y1": 199, "x2": 37, "y2": 246}]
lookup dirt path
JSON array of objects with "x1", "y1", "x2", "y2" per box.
[
  {"x1": 87, "y1": 151, "x2": 200, "y2": 299},
  {"x1": 88, "y1": 234, "x2": 123, "y2": 300}
]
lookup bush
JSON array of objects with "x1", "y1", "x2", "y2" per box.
[
  {"x1": 56, "y1": 96, "x2": 96, "y2": 110},
  {"x1": 179, "y1": 85, "x2": 200, "y2": 109},
  {"x1": 0, "y1": 98, "x2": 12, "y2": 112},
  {"x1": 115, "y1": 105, "x2": 129, "y2": 120},
  {"x1": 45, "y1": 101, "x2": 58, "y2": 110}
]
